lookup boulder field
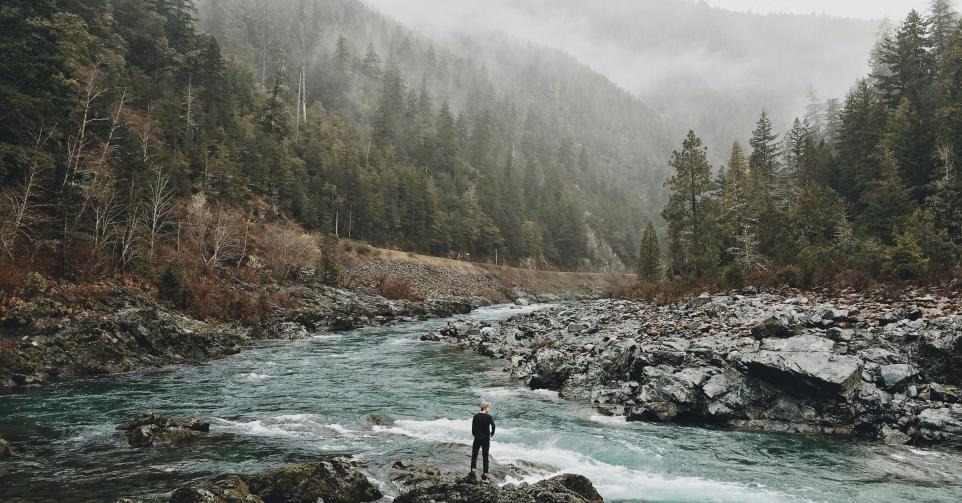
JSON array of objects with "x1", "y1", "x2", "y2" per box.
[{"x1": 425, "y1": 290, "x2": 962, "y2": 448}]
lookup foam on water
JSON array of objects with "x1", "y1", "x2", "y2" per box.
[
  {"x1": 212, "y1": 414, "x2": 347, "y2": 439},
  {"x1": 589, "y1": 414, "x2": 629, "y2": 426},
  {"x1": 382, "y1": 417, "x2": 804, "y2": 503}
]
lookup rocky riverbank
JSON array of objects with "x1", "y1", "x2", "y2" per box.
[
  {"x1": 0, "y1": 283, "x2": 486, "y2": 388},
  {"x1": 109, "y1": 428, "x2": 604, "y2": 503},
  {"x1": 425, "y1": 288, "x2": 962, "y2": 448}
]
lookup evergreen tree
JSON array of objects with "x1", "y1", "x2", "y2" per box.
[
  {"x1": 372, "y1": 63, "x2": 405, "y2": 147},
  {"x1": 836, "y1": 80, "x2": 888, "y2": 200},
  {"x1": 0, "y1": 0, "x2": 71, "y2": 181},
  {"x1": 662, "y1": 131, "x2": 718, "y2": 278},
  {"x1": 857, "y1": 147, "x2": 916, "y2": 242},
  {"x1": 929, "y1": 0, "x2": 959, "y2": 62},
  {"x1": 636, "y1": 222, "x2": 660, "y2": 282},
  {"x1": 876, "y1": 10, "x2": 935, "y2": 109},
  {"x1": 748, "y1": 111, "x2": 780, "y2": 185}
]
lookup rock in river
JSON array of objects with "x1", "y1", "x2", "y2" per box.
[
  {"x1": 170, "y1": 458, "x2": 383, "y2": 503},
  {"x1": 391, "y1": 461, "x2": 604, "y2": 503},
  {"x1": 117, "y1": 413, "x2": 210, "y2": 447}
]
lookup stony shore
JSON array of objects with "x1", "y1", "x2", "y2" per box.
[
  {"x1": 0, "y1": 284, "x2": 488, "y2": 388},
  {"x1": 425, "y1": 288, "x2": 962, "y2": 448}
]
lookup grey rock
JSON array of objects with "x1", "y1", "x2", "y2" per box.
[
  {"x1": 117, "y1": 413, "x2": 209, "y2": 447},
  {"x1": 751, "y1": 316, "x2": 794, "y2": 339},
  {"x1": 879, "y1": 364, "x2": 916, "y2": 388}
]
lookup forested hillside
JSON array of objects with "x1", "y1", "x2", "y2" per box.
[
  {"x1": 0, "y1": 0, "x2": 672, "y2": 286},
  {"x1": 359, "y1": 0, "x2": 880, "y2": 165},
  {"x1": 652, "y1": 1, "x2": 962, "y2": 290}
]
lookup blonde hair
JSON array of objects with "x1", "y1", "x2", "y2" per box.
[{"x1": 481, "y1": 402, "x2": 491, "y2": 411}]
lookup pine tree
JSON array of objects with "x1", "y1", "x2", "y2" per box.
[
  {"x1": 662, "y1": 131, "x2": 718, "y2": 278},
  {"x1": 836, "y1": 80, "x2": 888, "y2": 200},
  {"x1": 876, "y1": 10, "x2": 935, "y2": 109},
  {"x1": 929, "y1": 0, "x2": 959, "y2": 62},
  {"x1": 748, "y1": 111, "x2": 780, "y2": 185},
  {"x1": 636, "y1": 222, "x2": 660, "y2": 281},
  {"x1": 372, "y1": 63, "x2": 405, "y2": 147},
  {"x1": 857, "y1": 147, "x2": 916, "y2": 242}
]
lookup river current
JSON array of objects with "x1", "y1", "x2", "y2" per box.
[{"x1": 1, "y1": 304, "x2": 961, "y2": 502}]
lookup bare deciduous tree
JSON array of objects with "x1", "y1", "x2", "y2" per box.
[
  {"x1": 185, "y1": 193, "x2": 247, "y2": 268},
  {"x1": 143, "y1": 168, "x2": 174, "y2": 261},
  {"x1": 0, "y1": 130, "x2": 53, "y2": 260}
]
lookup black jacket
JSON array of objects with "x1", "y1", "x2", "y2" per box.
[{"x1": 472, "y1": 413, "x2": 495, "y2": 439}]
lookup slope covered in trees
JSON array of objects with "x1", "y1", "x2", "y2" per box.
[
  {"x1": 359, "y1": 0, "x2": 880, "y2": 166},
  {"x1": 657, "y1": 1, "x2": 962, "y2": 289},
  {"x1": 1, "y1": 0, "x2": 672, "y2": 284}
]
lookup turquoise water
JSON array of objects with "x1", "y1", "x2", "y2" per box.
[{"x1": 1, "y1": 304, "x2": 961, "y2": 502}]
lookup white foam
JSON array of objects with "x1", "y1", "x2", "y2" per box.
[
  {"x1": 493, "y1": 440, "x2": 807, "y2": 503},
  {"x1": 589, "y1": 414, "x2": 628, "y2": 426},
  {"x1": 529, "y1": 389, "x2": 561, "y2": 399},
  {"x1": 907, "y1": 447, "x2": 941, "y2": 457},
  {"x1": 212, "y1": 414, "x2": 352, "y2": 440},
  {"x1": 377, "y1": 417, "x2": 808, "y2": 503},
  {"x1": 241, "y1": 372, "x2": 271, "y2": 382},
  {"x1": 311, "y1": 334, "x2": 342, "y2": 340}
]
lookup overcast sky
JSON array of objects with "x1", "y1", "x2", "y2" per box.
[{"x1": 706, "y1": 0, "x2": 929, "y2": 20}]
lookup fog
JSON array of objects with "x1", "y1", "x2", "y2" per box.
[
  {"x1": 357, "y1": 0, "x2": 922, "y2": 151},
  {"x1": 707, "y1": 0, "x2": 930, "y2": 19}
]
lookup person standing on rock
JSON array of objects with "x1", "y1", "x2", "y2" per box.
[{"x1": 470, "y1": 402, "x2": 496, "y2": 479}]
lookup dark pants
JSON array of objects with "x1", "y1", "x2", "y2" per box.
[{"x1": 471, "y1": 437, "x2": 490, "y2": 473}]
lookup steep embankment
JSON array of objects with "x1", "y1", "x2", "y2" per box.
[
  {"x1": 339, "y1": 244, "x2": 631, "y2": 301},
  {"x1": 427, "y1": 287, "x2": 962, "y2": 449}
]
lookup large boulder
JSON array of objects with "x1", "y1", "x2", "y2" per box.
[
  {"x1": 117, "y1": 413, "x2": 210, "y2": 447},
  {"x1": 170, "y1": 475, "x2": 263, "y2": 503},
  {"x1": 393, "y1": 470, "x2": 604, "y2": 503},
  {"x1": 242, "y1": 458, "x2": 383, "y2": 503},
  {"x1": 740, "y1": 335, "x2": 862, "y2": 397},
  {"x1": 912, "y1": 405, "x2": 962, "y2": 445},
  {"x1": 170, "y1": 459, "x2": 381, "y2": 503},
  {"x1": 527, "y1": 349, "x2": 574, "y2": 391}
]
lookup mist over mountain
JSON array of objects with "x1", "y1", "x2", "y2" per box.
[{"x1": 360, "y1": 0, "x2": 882, "y2": 155}]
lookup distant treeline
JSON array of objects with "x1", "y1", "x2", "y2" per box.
[{"x1": 650, "y1": 1, "x2": 962, "y2": 289}]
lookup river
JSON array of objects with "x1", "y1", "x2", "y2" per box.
[{"x1": 1, "y1": 304, "x2": 960, "y2": 502}]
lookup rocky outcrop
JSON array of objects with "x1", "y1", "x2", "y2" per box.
[
  {"x1": 117, "y1": 413, "x2": 210, "y2": 447},
  {"x1": 426, "y1": 289, "x2": 962, "y2": 447},
  {"x1": 390, "y1": 461, "x2": 604, "y2": 503},
  {"x1": 169, "y1": 458, "x2": 383, "y2": 503}
]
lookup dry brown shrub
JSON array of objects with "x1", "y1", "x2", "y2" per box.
[
  {"x1": 605, "y1": 276, "x2": 637, "y2": 299},
  {"x1": 262, "y1": 225, "x2": 320, "y2": 280},
  {"x1": 0, "y1": 264, "x2": 28, "y2": 297},
  {"x1": 378, "y1": 276, "x2": 423, "y2": 301}
]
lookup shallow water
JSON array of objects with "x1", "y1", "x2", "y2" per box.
[{"x1": 1, "y1": 303, "x2": 960, "y2": 502}]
